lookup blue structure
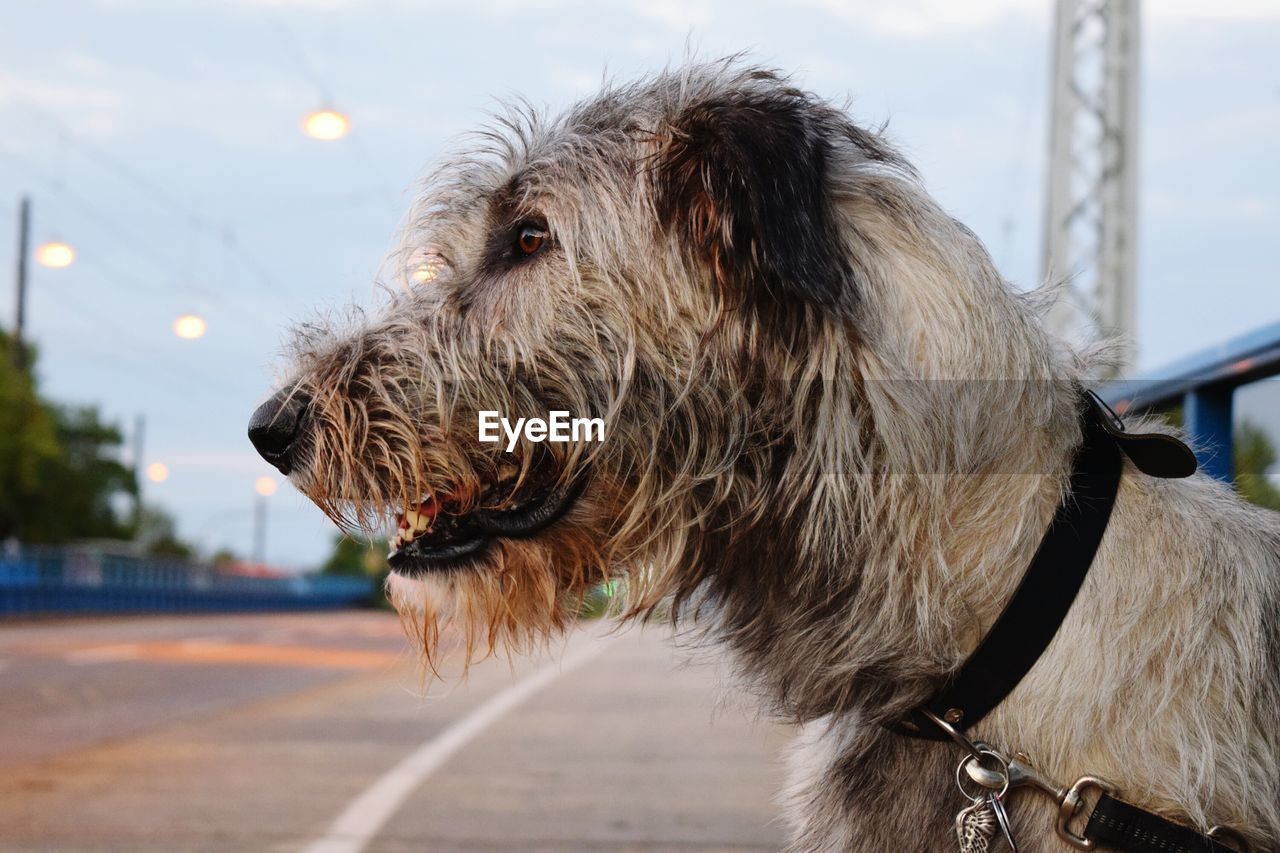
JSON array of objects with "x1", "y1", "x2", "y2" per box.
[
  {"x1": 1105, "y1": 320, "x2": 1280, "y2": 482},
  {"x1": 0, "y1": 547, "x2": 375, "y2": 617}
]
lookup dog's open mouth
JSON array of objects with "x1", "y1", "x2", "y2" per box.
[{"x1": 387, "y1": 463, "x2": 580, "y2": 576}]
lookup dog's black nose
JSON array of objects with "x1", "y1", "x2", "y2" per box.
[{"x1": 248, "y1": 389, "x2": 310, "y2": 475}]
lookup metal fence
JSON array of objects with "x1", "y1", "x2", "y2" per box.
[{"x1": 0, "y1": 547, "x2": 375, "y2": 617}]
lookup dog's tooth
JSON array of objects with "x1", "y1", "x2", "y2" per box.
[{"x1": 404, "y1": 509, "x2": 421, "y2": 529}]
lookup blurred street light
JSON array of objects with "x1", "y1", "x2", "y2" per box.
[
  {"x1": 254, "y1": 476, "x2": 278, "y2": 497},
  {"x1": 173, "y1": 314, "x2": 207, "y2": 339},
  {"x1": 303, "y1": 108, "x2": 351, "y2": 140},
  {"x1": 411, "y1": 254, "x2": 445, "y2": 284},
  {"x1": 146, "y1": 462, "x2": 170, "y2": 483},
  {"x1": 36, "y1": 241, "x2": 75, "y2": 268}
]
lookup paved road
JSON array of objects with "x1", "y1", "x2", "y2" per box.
[{"x1": 0, "y1": 612, "x2": 789, "y2": 852}]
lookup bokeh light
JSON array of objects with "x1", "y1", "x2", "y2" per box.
[
  {"x1": 36, "y1": 241, "x2": 75, "y2": 268},
  {"x1": 254, "y1": 476, "x2": 278, "y2": 497},
  {"x1": 146, "y1": 462, "x2": 169, "y2": 483},
  {"x1": 412, "y1": 261, "x2": 440, "y2": 283},
  {"x1": 408, "y1": 250, "x2": 445, "y2": 285},
  {"x1": 302, "y1": 109, "x2": 351, "y2": 140},
  {"x1": 173, "y1": 314, "x2": 207, "y2": 340}
]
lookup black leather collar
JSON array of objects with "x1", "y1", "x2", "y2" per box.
[{"x1": 893, "y1": 388, "x2": 1195, "y2": 739}]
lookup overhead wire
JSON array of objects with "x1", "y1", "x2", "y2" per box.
[
  {"x1": 261, "y1": 6, "x2": 403, "y2": 208},
  {"x1": 0, "y1": 143, "x2": 300, "y2": 329}
]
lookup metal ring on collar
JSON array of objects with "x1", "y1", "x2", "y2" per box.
[{"x1": 955, "y1": 750, "x2": 1011, "y2": 802}]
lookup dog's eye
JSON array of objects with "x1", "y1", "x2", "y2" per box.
[{"x1": 515, "y1": 224, "x2": 546, "y2": 257}]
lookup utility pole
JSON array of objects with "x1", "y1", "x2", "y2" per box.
[
  {"x1": 1043, "y1": 0, "x2": 1141, "y2": 377},
  {"x1": 12, "y1": 196, "x2": 30, "y2": 368},
  {"x1": 252, "y1": 494, "x2": 267, "y2": 566},
  {"x1": 132, "y1": 413, "x2": 146, "y2": 535}
]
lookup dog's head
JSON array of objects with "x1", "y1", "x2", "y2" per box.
[{"x1": 250, "y1": 59, "x2": 1063, "y2": 681}]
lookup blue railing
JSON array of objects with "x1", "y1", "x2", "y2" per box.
[
  {"x1": 1105, "y1": 320, "x2": 1280, "y2": 481},
  {"x1": 0, "y1": 547, "x2": 375, "y2": 617}
]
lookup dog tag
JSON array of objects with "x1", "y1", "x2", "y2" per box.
[{"x1": 955, "y1": 798, "x2": 997, "y2": 853}]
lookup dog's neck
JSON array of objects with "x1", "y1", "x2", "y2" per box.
[
  {"x1": 714, "y1": 382, "x2": 1280, "y2": 850},
  {"x1": 691, "y1": 352, "x2": 1080, "y2": 716},
  {"x1": 681, "y1": 370, "x2": 1082, "y2": 848}
]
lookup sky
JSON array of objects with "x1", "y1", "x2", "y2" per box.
[{"x1": 0, "y1": 0, "x2": 1277, "y2": 571}]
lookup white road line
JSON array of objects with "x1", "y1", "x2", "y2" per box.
[
  {"x1": 64, "y1": 644, "x2": 141, "y2": 665},
  {"x1": 301, "y1": 634, "x2": 616, "y2": 853}
]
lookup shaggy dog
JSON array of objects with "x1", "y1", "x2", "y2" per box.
[{"x1": 249, "y1": 59, "x2": 1280, "y2": 851}]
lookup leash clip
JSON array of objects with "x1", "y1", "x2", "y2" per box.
[
  {"x1": 973, "y1": 749, "x2": 1116, "y2": 851},
  {"x1": 994, "y1": 752, "x2": 1114, "y2": 850},
  {"x1": 1053, "y1": 776, "x2": 1115, "y2": 850}
]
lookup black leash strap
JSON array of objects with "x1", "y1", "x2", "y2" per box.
[
  {"x1": 895, "y1": 392, "x2": 1124, "y2": 739},
  {"x1": 1085, "y1": 794, "x2": 1246, "y2": 853}
]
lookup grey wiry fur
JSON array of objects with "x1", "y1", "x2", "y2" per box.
[{"x1": 269, "y1": 59, "x2": 1280, "y2": 851}]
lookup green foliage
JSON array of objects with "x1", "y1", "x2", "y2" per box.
[
  {"x1": 0, "y1": 328, "x2": 142, "y2": 544},
  {"x1": 576, "y1": 581, "x2": 618, "y2": 620},
  {"x1": 321, "y1": 534, "x2": 390, "y2": 607},
  {"x1": 20, "y1": 404, "x2": 139, "y2": 542},
  {"x1": 322, "y1": 534, "x2": 389, "y2": 577},
  {"x1": 1235, "y1": 420, "x2": 1280, "y2": 512},
  {"x1": 135, "y1": 505, "x2": 194, "y2": 558},
  {"x1": 0, "y1": 336, "x2": 61, "y2": 538},
  {"x1": 1140, "y1": 406, "x2": 1279, "y2": 512}
]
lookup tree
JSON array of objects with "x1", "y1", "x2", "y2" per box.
[
  {"x1": 134, "y1": 505, "x2": 194, "y2": 558},
  {"x1": 0, "y1": 327, "x2": 141, "y2": 545},
  {"x1": 1140, "y1": 407, "x2": 1279, "y2": 513},
  {"x1": 20, "y1": 404, "x2": 139, "y2": 543},
  {"x1": 1235, "y1": 420, "x2": 1280, "y2": 512},
  {"x1": 322, "y1": 534, "x2": 388, "y2": 577},
  {"x1": 0, "y1": 335, "x2": 61, "y2": 539},
  {"x1": 321, "y1": 534, "x2": 389, "y2": 607}
]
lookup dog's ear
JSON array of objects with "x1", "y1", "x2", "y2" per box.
[{"x1": 653, "y1": 83, "x2": 852, "y2": 316}]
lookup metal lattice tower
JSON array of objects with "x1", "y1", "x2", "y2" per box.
[{"x1": 1043, "y1": 0, "x2": 1141, "y2": 376}]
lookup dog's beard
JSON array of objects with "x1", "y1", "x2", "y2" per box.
[{"x1": 385, "y1": 512, "x2": 615, "y2": 671}]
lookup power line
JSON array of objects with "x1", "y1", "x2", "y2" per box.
[
  {"x1": 15, "y1": 97, "x2": 218, "y2": 231},
  {"x1": 261, "y1": 8, "x2": 402, "y2": 208},
  {"x1": 5, "y1": 97, "x2": 303, "y2": 300},
  {"x1": 263, "y1": 9, "x2": 336, "y2": 103},
  {"x1": 0, "y1": 143, "x2": 300, "y2": 326}
]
